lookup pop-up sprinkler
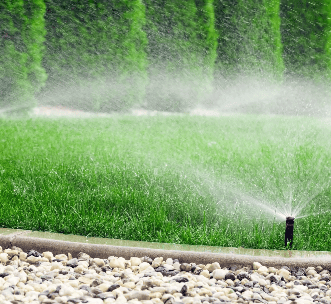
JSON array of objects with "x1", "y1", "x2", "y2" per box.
[{"x1": 285, "y1": 216, "x2": 295, "y2": 248}]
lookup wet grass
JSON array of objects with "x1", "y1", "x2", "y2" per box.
[{"x1": 0, "y1": 114, "x2": 331, "y2": 251}]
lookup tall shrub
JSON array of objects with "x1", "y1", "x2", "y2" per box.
[
  {"x1": 143, "y1": 0, "x2": 202, "y2": 112},
  {"x1": 0, "y1": 0, "x2": 46, "y2": 112},
  {"x1": 114, "y1": 0, "x2": 149, "y2": 111},
  {"x1": 263, "y1": 0, "x2": 284, "y2": 83},
  {"x1": 280, "y1": 0, "x2": 331, "y2": 83},
  {"x1": 195, "y1": 0, "x2": 218, "y2": 106},
  {"x1": 41, "y1": 0, "x2": 111, "y2": 111},
  {"x1": 23, "y1": 0, "x2": 48, "y2": 104},
  {"x1": 214, "y1": 0, "x2": 284, "y2": 82},
  {"x1": 41, "y1": 0, "x2": 148, "y2": 112},
  {"x1": 213, "y1": 0, "x2": 238, "y2": 79}
]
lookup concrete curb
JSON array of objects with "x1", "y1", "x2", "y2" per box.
[{"x1": 1, "y1": 230, "x2": 331, "y2": 270}]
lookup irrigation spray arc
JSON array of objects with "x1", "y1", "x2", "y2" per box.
[{"x1": 159, "y1": 160, "x2": 329, "y2": 252}]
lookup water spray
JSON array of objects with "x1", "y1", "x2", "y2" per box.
[{"x1": 285, "y1": 216, "x2": 295, "y2": 248}]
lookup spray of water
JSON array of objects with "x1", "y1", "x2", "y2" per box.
[
  {"x1": 1, "y1": 60, "x2": 325, "y2": 120},
  {"x1": 166, "y1": 158, "x2": 331, "y2": 227}
]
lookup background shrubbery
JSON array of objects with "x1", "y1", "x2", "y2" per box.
[{"x1": 1, "y1": 0, "x2": 331, "y2": 113}]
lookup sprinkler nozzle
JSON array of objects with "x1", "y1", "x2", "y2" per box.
[{"x1": 285, "y1": 216, "x2": 295, "y2": 249}]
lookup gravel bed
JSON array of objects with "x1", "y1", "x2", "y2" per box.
[{"x1": 0, "y1": 246, "x2": 331, "y2": 304}]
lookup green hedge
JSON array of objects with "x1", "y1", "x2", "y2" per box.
[
  {"x1": 1, "y1": 0, "x2": 331, "y2": 113},
  {"x1": 195, "y1": 0, "x2": 219, "y2": 106},
  {"x1": 214, "y1": 0, "x2": 284, "y2": 82},
  {"x1": 0, "y1": 0, "x2": 47, "y2": 113},
  {"x1": 143, "y1": 0, "x2": 209, "y2": 112},
  {"x1": 40, "y1": 0, "x2": 148, "y2": 112},
  {"x1": 280, "y1": 0, "x2": 331, "y2": 83}
]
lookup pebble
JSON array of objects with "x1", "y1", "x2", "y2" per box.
[{"x1": 0, "y1": 246, "x2": 330, "y2": 304}]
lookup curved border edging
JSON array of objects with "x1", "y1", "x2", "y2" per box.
[{"x1": 1, "y1": 234, "x2": 330, "y2": 271}]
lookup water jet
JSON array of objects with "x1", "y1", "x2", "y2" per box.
[{"x1": 285, "y1": 216, "x2": 295, "y2": 249}]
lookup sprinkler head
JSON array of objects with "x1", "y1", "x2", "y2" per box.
[{"x1": 285, "y1": 216, "x2": 295, "y2": 249}]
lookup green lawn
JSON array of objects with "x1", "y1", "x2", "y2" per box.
[{"x1": 1, "y1": 114, "x2": 330, "y2": 251}]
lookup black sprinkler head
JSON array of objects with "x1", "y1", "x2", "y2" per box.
[{"x1": 285, "y1": 216, "x2": 295, "y2": 249}]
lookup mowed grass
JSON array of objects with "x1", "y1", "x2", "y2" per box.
[{"x1": 0, "y1": 114, "x2": 331, "y2": 251}]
